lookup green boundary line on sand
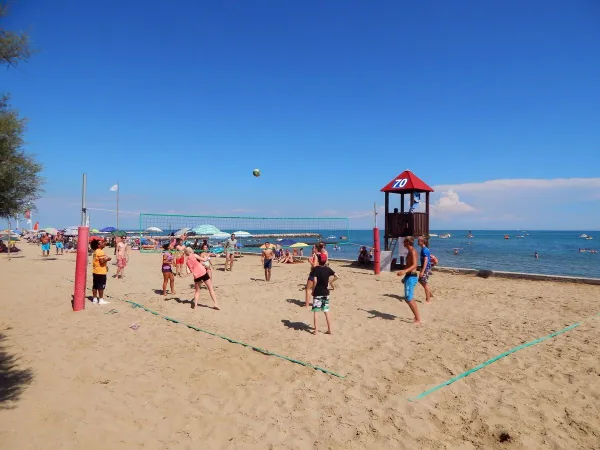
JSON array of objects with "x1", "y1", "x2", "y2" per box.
[
  {"x1": 408, "y1": 313, "x2": 599, "y2": 402},
  {"x1": 65, "y1": 278, "x2": 345, "y2": 379}
]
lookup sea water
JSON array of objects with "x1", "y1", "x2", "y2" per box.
[
  {"x1": 135, "y1": 229, "x2": 599, "y2": 279},
  {"x1": 341, "y1": 230, "x2": 599, "y2": 279}
]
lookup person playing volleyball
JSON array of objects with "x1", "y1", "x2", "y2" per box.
[{"x1": 185, "y1": 247, "x2": 219, "y2": 310}]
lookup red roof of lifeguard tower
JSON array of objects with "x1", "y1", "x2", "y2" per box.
[{"x1": 380, "y1": 170, "x2": 434, "y2": 193}]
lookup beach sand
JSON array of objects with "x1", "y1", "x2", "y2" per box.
[{"x1": 0, "y1": 245, "x2": 599, "y2": 449}]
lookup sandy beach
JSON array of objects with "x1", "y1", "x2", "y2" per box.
[{"x1": 0, "y1": 244, "x2": 599, "y2": 449}]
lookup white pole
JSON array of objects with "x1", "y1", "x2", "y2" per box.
[
  {"x1": 116, "y1": 181, "x2": 120, "y2": 230},
  {"x1": 81, "y1": 173, "x2": 87, "y2": 226}
]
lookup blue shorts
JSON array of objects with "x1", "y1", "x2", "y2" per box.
[
  {"x1": 403, "y1": 274, "x2": 418, "y2": 302},
  {"x1": 41, "y1": 243, "x2": 50, "y2": 251},
  {"x1": 56, "y1": 242, "x2": 64, "y2": 249},
  {"x1": 263, "y1": 259, "x2": 272, "y2": 269}
]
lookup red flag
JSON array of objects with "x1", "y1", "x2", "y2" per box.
[
  {"x1": 33, "y1": 221, "x2": 39, "y2": 231},
  {"x1": 24, "y1": 210, "x2": 31, "y2": 219}
]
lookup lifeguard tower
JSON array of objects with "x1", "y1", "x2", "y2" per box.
[{"x1": 380, "y1": 170, "x2": 434, "y2": 264}]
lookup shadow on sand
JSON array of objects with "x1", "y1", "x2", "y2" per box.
[
  {"x1": 0, "y1": 333, "x2": 34, "y2": 410},
  {"x1": 286, "y1": 298, "x2": 307, "y2": 307},
  {"x1": 357, "y1": 308, "x2": 397, "y2": 320},
  {"x1": 281, "y1": 319, "x2": 312, "y2": 333}
]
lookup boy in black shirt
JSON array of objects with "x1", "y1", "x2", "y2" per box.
[{"x1": 310, "y1": 254, "x2": 339, "y2": 335}]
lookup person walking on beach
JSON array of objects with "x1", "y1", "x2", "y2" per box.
[
  {"x1": 418, "y1": 236, "x2": 433, "y2": 304},
  {"x1": 224, "y1": 233, "x2": 237, "y2": 271},
  {"x1": 115, "y1": 236, "x2": 129, "y2": 279},
  {"x1": 55, "y1": 233, "x2": 64, "y2": 255},
  {"x1": 174, "y1": 238, "x2": 186, "y2": 277},
  {"x1": 185, "y1": 247, "x2": 219, "y2": 310},
  {"x1": 40, "y1": 233, "x2": 50, "y2": 257},
  {"x1": 91, "y1": 239, "x2": 111, "y2": 305},
  {"x1": 396, "y1": 237, "x2": 422, "y2": 325},
  {"x1": 161, "y1": 244, "x2": 176, "y2": 296},
  {"x1": 261, "y1": 241, "x2": 275, "y2": 281},
  {"x1": 309, "y1": 254, "x2": 339, "y2": 335}
]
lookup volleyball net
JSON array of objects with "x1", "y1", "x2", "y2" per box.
[{"x1": 138, "y1": 213, "x2": 350, "y2": 252}]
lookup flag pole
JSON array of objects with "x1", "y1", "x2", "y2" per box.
[{"x1": 116, "y1": 181, "x2": 120, "y2": 230}]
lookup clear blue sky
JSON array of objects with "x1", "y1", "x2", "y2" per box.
[{"x1": 3, "y1": 0, "x2": 600, "y2": 230}]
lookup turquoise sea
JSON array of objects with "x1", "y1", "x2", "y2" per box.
[
  {"x1": 136, "y1": 229, "x2": 599, "y2": 279},
  {"x1": 222, "y1": 229, "x2": 599, "y2": 279},
  {"x1": 342, "y1": 229, "x2": 600, "y2": 279}
]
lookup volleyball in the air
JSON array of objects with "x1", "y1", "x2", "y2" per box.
[{"x1": 252, "y1": 168, "x2": 261, "y2": 177}]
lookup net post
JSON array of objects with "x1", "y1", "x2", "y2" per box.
[
  {"x1": 373, "y1": 227, "x2": 381, "y2": 275},
  {"x1": 73, "y1": 226, "x2": 89, "y2": 311}
]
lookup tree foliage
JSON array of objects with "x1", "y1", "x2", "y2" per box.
[
  {"x1": 0, "y1": 3, "x2": 32, "y2": 67},
  {"x1": 0, "y1": 96, "x2": 43, "y2": 217},
  {"x1": 0, "y1": 3, "x2": 42, "y2": 219}
]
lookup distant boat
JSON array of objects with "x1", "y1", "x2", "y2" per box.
[
  {"x1": 579, "y1": 234, "x2": 589, "y2": 238},
  {"x1": 504, "y1": 235, "x2": 510, "y2": 240},
  {"x1": 516, "y1": 235, "x2": 525, "y2": 238},
  {"x1": 585, "y1": 236, "x2": 593, "y2": 240},
  {"x1": 429, "y1": 233, "x2": 438, "y2": 237},
  {"x1": 439, "y1": 233, "x2": 451, "y2": 239}
]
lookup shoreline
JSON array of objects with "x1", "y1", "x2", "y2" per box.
[{"x1": 237, "y1": 251, "x2": 600, "y2": 284}]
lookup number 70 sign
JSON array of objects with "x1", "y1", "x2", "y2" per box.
[{"x1": 392, "y1": 178, "x2": 408, "y2": 189}]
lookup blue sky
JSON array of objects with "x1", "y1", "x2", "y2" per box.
[{"x1": 3, "y1": 0, "x2": 599, "y2": 230}]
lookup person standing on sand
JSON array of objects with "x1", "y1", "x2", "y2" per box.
[
  {"x1": 161, "y1": 244, "x2": 176, "y2": 296},
  {"x1": 91, "y1": 239, "x2": 111, "y2": 305},
  {"x1": 40, "y1": 233, "x2": 50, "y2": 257},
  {"x1": 115, "y1": 236, "x2": 129, "y2": 279},
  {"x1": 418, "y1": 236, "x2": 433, "y2": 304},
  {"x1": 174, "y1": 238, "x2": 186, "y2": 277},
  {"x1": 310, "y1": 254, "x2": 339, "y2": 335},
  {"x1": 185, "y1": 247, "x2": 219, "y2": 310},
  {"x1": 224, "y1": 233, "x2": 237, "y2": 271},
  {"x1": 261, "y1": 241, "x2": 275, "y2": 281},
  {"x1": 55, "y1": 233, "x2": 64, "y2": 255},
  {"x1": 396, "y1": 236, "x2": 422, "y2": 325}
]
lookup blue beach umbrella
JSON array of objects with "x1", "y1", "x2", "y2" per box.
[{"x1": 100, "y1": 226, "x2": 117, "y2": 233}]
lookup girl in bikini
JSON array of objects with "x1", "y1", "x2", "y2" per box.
[{"x1": 161, "y1": 243, "x2": 176, "y2": 296}]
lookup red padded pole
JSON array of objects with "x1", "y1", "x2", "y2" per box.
[
  {"x1": 73, "y1": 226, "x2": 89, "y2": 311},
  {"x1": 373, "y1": 227, "x2": 381, "y2": 275}
]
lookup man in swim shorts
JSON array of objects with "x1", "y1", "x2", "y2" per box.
[
  {"x1": 224, "y1": 233, "x2": 237, "y2": 271},
  {"x1": 40, "y1": 233, "x2": 50, "y2": 257},
  {"x1": 115, "y1": 236, "x2": 129, "y2": 279},
  {"x1": 396, "y1": 236, "x2": 422, "y2": 325},
  {"x1": 418, "y1": 236, "x2": 433, "y2": 304},
  {"x1": 55, "y1": 233, "x2": 64, "y2": 255},
  {"x1": 261, "y1": 241, "x2": 275, "y2": 281}
]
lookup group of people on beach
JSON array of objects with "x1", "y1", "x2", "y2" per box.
[{"x1": 87, "y1": 231, "x2": 435, "y2": 333}]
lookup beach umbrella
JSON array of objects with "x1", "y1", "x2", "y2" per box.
[
  {"x1": 63, "y1": 228, "x2": 79, "y2": 236},
  {"x1": 174, "y1": 227, "x2": 189, "y2": 237},
  {"x1": 100, "y1": 226, "x2": 117, "y2": 233},
  {"x1": 146, "y1": 226, "x2": 162, "y2": 232},
  {"x1": 232, "y1": 231, "x2": 252, "y2": 237},
  {"x1": 0, "y1": 233, "x2": 20, "y2": 240},
  {"x1": 112, "y1": 230, "x2": 127, "y2": 237},
  {"x1": 209, "y1": 232, "x2": 231, "y2": 240},
  {"x1": 290, "y1": 242, "x2": 310, "y2": 248},
  {"x1": 190, "y1": 224, "x2": 221, "y2": 235},
  {"x1": 40, "y1": 227, "x2": 58, "y2": 235},
  {"x1": 90, "y1": 228, "x2": 100, "y2": 233},
  {"x1": 279, "y1": 238, "x2": 296, "y2": 246}
]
